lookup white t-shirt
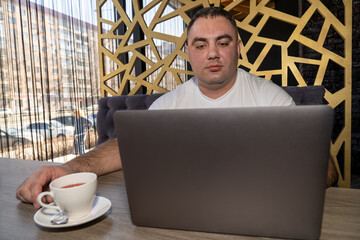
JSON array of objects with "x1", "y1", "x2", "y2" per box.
[{"x1": 149, "y1": 68, "x2": 295, "y2": 110}]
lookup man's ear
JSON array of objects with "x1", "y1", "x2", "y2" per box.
[
  {"x1": 237, "y1": 40, "x2": 241, "y2": 58},
  {"x1": 185, "y1": 45, "x2": 190, "y2": 60}
]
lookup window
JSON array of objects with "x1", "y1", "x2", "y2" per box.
[
  {"x1": 77, "y1": 52, "x2": 86, "y2": 58},
  {"x1": 77, "y1": 61, "x2": 85, "y2": 67},
  {"x1": 62, "y1": 59, "x2": 72, "y2": 65},
  {"x1": 60, "y1": 29, "x2": 71, "y2": 36},
  {"x1": 61, "y1": 49, "x2": 72, "y2": 56},
  {"x1": 1, "y1": 0, "x2": 100, "y2": 162},
  {"x1": 60, "y1": 39, "x2": 70, "y2": 47},
  {"x1": 60, "y1": 20, "x2": 70, "y2": 28},
  {"x1": 8, "y1": 17, "x2": 16, "y2": 24},
  {"x1": 7, "y1": 4, "x2": 15, "y2": 13}
]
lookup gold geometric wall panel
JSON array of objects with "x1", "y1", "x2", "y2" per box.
[{"x1": 97, "y1": 0, "x2": 352, "y2": 187}]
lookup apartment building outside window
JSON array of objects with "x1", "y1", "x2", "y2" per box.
[{"x1": 0, "y1": 0, "x2": 100, "y2": 161}]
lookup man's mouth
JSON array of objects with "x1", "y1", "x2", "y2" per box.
[{"x1": 207, "y1": 65, "x2": 222, "y2": 71}]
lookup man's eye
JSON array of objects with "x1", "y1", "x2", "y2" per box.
[
  {"x1": 218, "y1": 42, "x2": 229, "y2": 47},
  {"x1": 195, "y1": 44, "x2": 206, "y2": 49}
]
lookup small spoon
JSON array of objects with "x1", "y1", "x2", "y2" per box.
[{"x1": 51, "y1": 212, "x2": 69, "y2": 225}]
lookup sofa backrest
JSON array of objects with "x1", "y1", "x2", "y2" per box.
[
  {"x1": 97, "y1": 94, "x2": 162, "y2": 144},
  {"x1": 96, "y1": 86, "x2": 325, "y2": 145}
]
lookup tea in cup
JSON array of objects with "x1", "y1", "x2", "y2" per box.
[{"x1": 37, "y1": 172, "x2": 97, "y2": 219}]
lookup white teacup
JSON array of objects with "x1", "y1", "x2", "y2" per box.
[{"x1": 37, "y1": 172, "x2": 97, "y2": 219}]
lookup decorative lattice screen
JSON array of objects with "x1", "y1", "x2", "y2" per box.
[{"x1": 97, "y1": 0, "x2": 352, "y2": 187}]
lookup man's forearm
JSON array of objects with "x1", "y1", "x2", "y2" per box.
[{"x1": 63, "y1": 138, "x2": 122, "y2": 176}]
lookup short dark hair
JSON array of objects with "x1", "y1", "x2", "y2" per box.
[{"x1": 187, "y1": 7, "x2": 238, "y2": 40}]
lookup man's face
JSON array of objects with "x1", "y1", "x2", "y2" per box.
[{"x1": 186, "y1": 16, "x2": 241, "y2": 96}]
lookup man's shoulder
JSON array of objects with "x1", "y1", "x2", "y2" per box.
[
  {"x1": 162, "y1": 78, "x2": 196, "y2": 97},
  {"x1": 235, "y1": 68, "x2": 295, "y2": 106},
  {"x1": 149, "y1": 78, "x2": 196, "y2": 110},
  {"x1": 236, "y1": 68, "x2": 273, "y2": 87}
]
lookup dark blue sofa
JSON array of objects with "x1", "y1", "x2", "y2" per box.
[{"x1": 96, "y1": 86, "x2": 325, "y2": 145}]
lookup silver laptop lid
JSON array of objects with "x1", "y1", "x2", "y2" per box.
[{"x1": 114, "y1": 105, "x2": 334, "y2": 240}]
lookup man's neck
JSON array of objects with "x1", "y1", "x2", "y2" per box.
[{"x1": 198, "y1": 77, "x2": 237, "y2": 99}]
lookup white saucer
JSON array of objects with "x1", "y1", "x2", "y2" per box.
[{"x1": 34, "y1": 196, "x2": 111, "y2": 228}]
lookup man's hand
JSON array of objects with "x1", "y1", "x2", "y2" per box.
[
  {"x1": 16, "y1": 165, "x2": 74, "y2": 209},
  {"x1": 327, "y1": 155, "x2": 338, "y2": 188},
  {"x1": 16, "y1": 139, "x2": 122, "y2": 209}
]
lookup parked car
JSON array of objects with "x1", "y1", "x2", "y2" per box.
[
  {"x1": 86, "y1": 104, "x2": 99, "y2": 111},
  {"x1": 52, "y1": 115, "x2": 93, "y2": 130},
  {"x1": 59, "y1": 105, "x2": 77, "y2": 112},
  {"x1": 50, "y1": 120, "x2": 75, "y2": 134},
  {"x1": 22, "y1": 107, "x2": 43, "y2": 115},
  {"x1": 0, "y1": 108, "x2": 13, "y2": 117},
  {"x1": 0, "y1": 128, "x2": 43, "y2": 149},
  {"x1": 22, "y1": 121, "x2": 74, "y2": 139},
  {"x1": 52, "y1": 115, "x2": 75, "y2": 127}
]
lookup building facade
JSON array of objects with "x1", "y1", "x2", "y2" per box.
[{"x1": 0, "y1": 0, "x2": 100, "y2": 113}]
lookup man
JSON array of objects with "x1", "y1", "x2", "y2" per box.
[
  {"x1": 16, "y1": 7, "x2": 337, "y2": 209},
  {"x1": 149, "y1": 8, "x2": 293, "y2": 109},
  {"x1": 73, "y1": 109, "x2": 89, "y2": 155}
]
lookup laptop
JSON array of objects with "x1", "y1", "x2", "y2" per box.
[{"x1": 114, "y1": 105, "x2": 333, "y2": 240}]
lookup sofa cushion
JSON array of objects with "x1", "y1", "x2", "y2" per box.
[{"x1": 282, "y1": 86, "x2": 325, "y2": 105}]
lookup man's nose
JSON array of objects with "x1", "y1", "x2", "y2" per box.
[{"x1": 207, "y1": 44, "x2": 219, "y2": 60}]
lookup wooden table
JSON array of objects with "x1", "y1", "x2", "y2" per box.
[{"x1": 0, "y1": 158, "x2": 359, "y2": 240}]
